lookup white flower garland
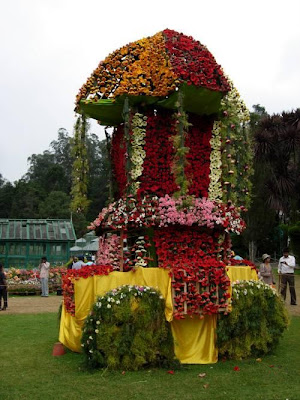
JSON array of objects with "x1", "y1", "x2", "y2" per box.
[
  {"x1": 130, "y1": 112, "x2": 147, "y2": 194},
  {"x1": 208, "y1": 120, "x2": 222, "y2": 200}
]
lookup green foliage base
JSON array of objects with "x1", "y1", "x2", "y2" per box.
[
  {"x1": 217, "y1": 280, "x2": 289, "y2": 359},
  {"x1": 81, "y1": 285, "x2": 178, "y2": 370}
]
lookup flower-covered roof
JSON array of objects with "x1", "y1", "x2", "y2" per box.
[{"x1": 76, "y1": 29, "x2": 230, "y2": 125}]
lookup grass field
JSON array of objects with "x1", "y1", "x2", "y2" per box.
[{"x1": 1, "y1": 312, "x2": 300, "y2": 400}]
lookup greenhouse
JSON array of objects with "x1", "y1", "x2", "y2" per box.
[{"x1": 0, "y1": 219, "x2": 76, "y2": 268}]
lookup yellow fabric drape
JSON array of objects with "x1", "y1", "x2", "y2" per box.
[
  {"x1": 171, "y1": 315, "x2": 217, "y2": 364},
  {"x1": 226, "y1": 266, "x2": 258, "y2": 282},
  {"x1": 59, "y1": 266, "x2": 254, "y2": 363},
  {"x1": 59, "y1": 268, "x2": 173, "y2": 354}
]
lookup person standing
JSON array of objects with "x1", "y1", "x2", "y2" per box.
[
  {"x1": 39, "y1": 257, "x2": 50, "y2": 297},
  {"x1": 72, "y1": 255, "x2": 85, "y2": 270},
  {"x1": 278, "y1": 248, "x2": 297, "y2": 305},
  {"x1": 259, "y1": 254, "x2": 275, "y2": 285},
  {"x1": 0, "y1": 264, "x2": 8, "y2": 311}
]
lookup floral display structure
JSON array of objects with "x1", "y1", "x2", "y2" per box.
[{"x1": 71, "y1": 29, "x2": 253, "y2": 320}]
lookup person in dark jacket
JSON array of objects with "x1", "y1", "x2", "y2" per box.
[{"x1": 0, "y1": 263, "x2": 8, "y2": 311}]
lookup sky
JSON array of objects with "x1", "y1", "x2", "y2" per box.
[{"x1": 0, "y1": 0, "x2": 299, "y2": 183}]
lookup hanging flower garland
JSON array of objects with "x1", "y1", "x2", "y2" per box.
[
  {"x1": 170, "y1": 91, "x2": 191, "y2": 197},
  {"x1": 129, "y1": 112, "x2": 147, "y2": 194},
  {"x1": 219, "y1": 79, "x2": 253, "y2": 209},
  {"x1": 97, "y1": 234, "x2": 121, "y2": 270},
  {"x1": 208, "y1": 120, "x2": 223, "y2": 200}
]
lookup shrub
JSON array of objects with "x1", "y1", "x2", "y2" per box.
[
  {"x1": 217, "y1": 280, "x2": 289, "y2": 359},
  {"x1": 81, "y1": 285, "x2": 178, "y2": 370}
]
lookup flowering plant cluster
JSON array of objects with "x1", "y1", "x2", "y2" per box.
[
  {"x1": 76, "y1": 30, "x2": 229, "y2": 107},
  {"x1": 217, "y1": 279, "x2": 289, "y2": 359},
  {"x1": 61, "y1": 265, "x2": 112, "y2": 315},
  {"x1": 154, "y1": 227, "x2": 230, "y2": 318},
  {"x1": 6, "y1": 267, "x2": 64, "y2": 285},
  {"x1": 231, "y1": 279, "x2": 276, "y2": 299},
  {"x1": 6, "y1": 267, "x2": 65, "y2": 294},
  {"x1": 81, "y1": 285, "x2": 177, "y2": 370},
  {"x1": 88, "y1": 194, "x2": 246, "y2": 235}
]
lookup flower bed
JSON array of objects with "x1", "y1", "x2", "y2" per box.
[{"x1": 6, "y1": 267, "x2": 66, "y2": 295}]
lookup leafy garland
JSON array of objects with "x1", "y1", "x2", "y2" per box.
[
  {"x1": 220, "y1": 80, "x2": 253, "y2": 209},
  {"x1": 171, "y1": 90, "x2": 191, "y2": 197},
  {"x1": 81, "y1": 285, "x2": 178, "y2": 370},
  {"x1": 70, "y1": 115, "x2": 90, "y2": 213},
  {"x1": 208, "y1": 79, "x2": 253, "y2": 207},
  {"x1": 217, "y1": 280, "x2": 289, "y2": 359}
]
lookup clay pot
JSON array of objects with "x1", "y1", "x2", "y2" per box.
[{"x1": 52, "y1": 342, "x2": 65, "y2": 356}]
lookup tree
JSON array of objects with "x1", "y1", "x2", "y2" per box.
[
  {"x1": 0, "y1": 174, "x2": 15, "y2": 218},
  {"x1": 39, "y1": 191, "x2": 71, "y2": 219}
]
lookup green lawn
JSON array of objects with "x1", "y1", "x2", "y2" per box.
[{"x1": 0, "y1": 313, "x2": 300, "y2": 400}]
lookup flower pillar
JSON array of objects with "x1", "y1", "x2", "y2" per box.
[{"x1": 76, "y1": 29, "x2": 251, "y2": 319}]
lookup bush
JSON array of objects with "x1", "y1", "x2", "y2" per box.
[
  {"x1": 217, "y1": 280, "x2": 289, "y2": 359},
  {"x1": 81, "y1": 285, "x2": 178, "y2": 370}
]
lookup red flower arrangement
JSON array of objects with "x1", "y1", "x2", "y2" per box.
[
  {"x1": 138, "y1": 110, "x2": 178, "y2": 196},
  {"x1": 163, "y1": 29, "x2": 230, "y2": 93},
  {"x1": 185, "y1": 115, "x2": 213, "y2": 197},
  {"x1": 153, "y1": 226, "x2": 230, "y2": 318},
  {"x1": 61, "y1": 265, "x2": 112, "y2": 315}
]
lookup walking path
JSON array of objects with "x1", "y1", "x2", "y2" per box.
[{"x1": 1, "y1": 275, "x2": 299, "y2": 317}]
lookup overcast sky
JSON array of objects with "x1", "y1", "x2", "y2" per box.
[{"x1": 1, "y1": 0, "x2": 299, "y2": 183}]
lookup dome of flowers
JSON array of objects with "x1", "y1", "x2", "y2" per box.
[{"x1": 76, "y1": 29, "x2": 230, "y2": 125}]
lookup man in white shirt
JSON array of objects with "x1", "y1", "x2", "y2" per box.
[
  {"x1": 278, "y1": 248, "x2": 297, "y2": 305},
  {"x1": 72, "y1": 255, "x2": 86, "y2": 270}
]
